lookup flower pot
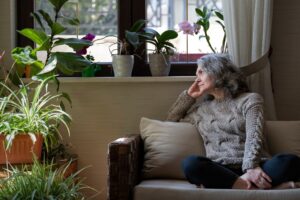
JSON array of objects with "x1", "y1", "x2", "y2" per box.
[
  {"x1": 112, "y1": 55, "x2": 134, "y2": 77},
  {"x1": 57, "y1": 154, "x2": 78, "y2": 178},
  {"x1": 148, "y1": 54, "x2": 170, "y2": 76},
  {"x1": 0, "y1": 134, "x2": 43, "y2": 164}
]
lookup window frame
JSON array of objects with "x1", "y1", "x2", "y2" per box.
[{"x1": 16, "y1": 0, "x2": 197, "y2": 77}]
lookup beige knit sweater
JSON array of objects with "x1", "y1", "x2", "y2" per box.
[{"x1": 167, "y1": 91, "x2": 270, "y2": 171}]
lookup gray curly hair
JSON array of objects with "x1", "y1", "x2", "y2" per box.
[{"x1": 197, "y1": 54, "x2": 249, "y2": 98}]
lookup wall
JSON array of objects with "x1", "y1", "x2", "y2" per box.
[
  {"x1": 58, "y1": 77, "x2": 193, "y2": 199},
  {"x1": 0, "y1": 0, "x2": 15, "y2": 75},
  {"x1": 271, "y1": 0, "x2": 300, "y2": 120}
]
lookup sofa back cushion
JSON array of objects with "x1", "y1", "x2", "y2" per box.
[
  {"x1": 140, "y1": 117, "x2": 205, "y2": 179},
  {"x1": 265, "y1": 121, "x2": 300, "y2": 156}
]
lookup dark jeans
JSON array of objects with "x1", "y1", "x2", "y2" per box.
[{"x1": 182, "y1": 154, "x2": 300, "y2": 189}]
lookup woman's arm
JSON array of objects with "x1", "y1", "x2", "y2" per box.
[
  {"x1": 241, "y1": 93, "x2": 272, "y2": 189},
  {"x1": 166, "y1": 90, "x2": 196, "y2": 122},
  {"x1": 242, "y1": 94, "x2": 264, "y2": 171}
]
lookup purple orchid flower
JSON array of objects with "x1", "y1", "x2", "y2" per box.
[
  {"x1": 76, "y1": 33, "x2": 96, "y2": 55},
  {"x1": 178, "y1": 21, "x2": 196, "y2": 35}
]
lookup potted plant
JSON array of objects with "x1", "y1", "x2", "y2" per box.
[
  {"x1": 0, "y1": 75, "x2": 71, "y2": 164},
  {"x1": 106, "y1": 19, "x2": 146, "y2": 77},
  {"x1": 11, "y1": 0, "x2": 96, "y2": 80},
  {"x1": 44, "y1": 142, "x2": 78, "y2": 178},
  {"x1": 141, "y1": 28, "x2": 178, "y2": 76},
  {"x1": 0, "y1": 159, "x2": 97, "y2": 199}
]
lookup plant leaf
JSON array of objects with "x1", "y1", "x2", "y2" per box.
[
  {"x1": 61, "y1": 16, "x2": 80, "y2": 26},
  {"x1": 38, "y1": 10, "x2": 54, "y2": 28},
  {"x1": 31, "y1": 12, "x2": 45, "y2": 31},
  {"x1": 144, "y1": 28, "x2": 159, "y2": 37},
  {"x1": 159, "y1": 30, "x2": 178, "y2": 42},
  {"x1": 214, "y1": 11, "x2": 224, "y2": 20},
  {"x1": 53, "y1": 38, "x2": 93, "y2": 51},
  {"x1": 18, "y1": 28, "x2": 49, "y2": 46},
  {"x1": 125, "y1": 31, "x2": 139, "y2": 49},
  {"x1": 51, "y1": 22, "x2": 66, "y2": 35},
  {"x1": 129, "y1": 19, "x2": 146, "y2": 32},
  {"x1": 39, "y1": 52, "x2": 92, "y2": 75},
  {"x1": 195, "y1": 8, "x2": 204, "y2": 17},
  {"x1": 49, "y1": 0, "x2": 68, "y2": 13}
]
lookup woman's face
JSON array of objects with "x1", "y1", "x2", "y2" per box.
[{"x1": 195, "y1": 66, "x2": 215, "y2": 92}]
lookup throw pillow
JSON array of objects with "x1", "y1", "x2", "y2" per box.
[
  {"x1": 140, "y1": 117, "x2": 205, "y2": 179},
  {"x1": 265, "y1": 121, "x2": 300, "y2": 156}
]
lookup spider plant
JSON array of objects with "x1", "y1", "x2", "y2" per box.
[
  {"x1": 0, "y1": 159, "x2": 96, "y2": 199},
  {"x1": 0, "y1": 75, "x2": 71, "y2": 151}
]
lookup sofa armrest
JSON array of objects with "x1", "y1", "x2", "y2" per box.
[{"x1": 107, "y1": 134, "x2": 143, "y2": 200}]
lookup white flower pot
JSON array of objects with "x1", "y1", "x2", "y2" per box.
[
  {"x1": 148, "y1": 54, "x2": 170, "y2": 76},
  {"x1": 112, "y1": 55, "x2": 134, "y2": 77}
]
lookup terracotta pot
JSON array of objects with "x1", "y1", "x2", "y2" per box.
[
  {"x1": 0, "y1": 134, "x2": 43, "y2": 164},
  {"x1": 57, "y1": 155, "x2": 78, "y2": 178}
]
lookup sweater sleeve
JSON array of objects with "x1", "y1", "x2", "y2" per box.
[
  {"x1": 242, "y1": 93, "x2": 264, "y2": 172},
  {"x1": 166, "y1": 90, "x2": 196, "y2": 122}
]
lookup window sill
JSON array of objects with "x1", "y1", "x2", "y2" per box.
[{"x1": 57, "y1": 76, "x2": 196, "y2": 83}]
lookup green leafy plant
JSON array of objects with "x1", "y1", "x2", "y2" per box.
[
  {"x1": 0, "y1": 159, "x2": 96, "y2": 199},
  {"x1": 141, "y1": 28, "x2": 178, "y2": 55},
  {"x1": 195, "y1": 6, "x2": 227, "y2": 53},
  {"x1": 0, "y1": 75, "x2": 71, "y2": 150},
  {"x1": 11, "y1": 0, "x2": 94, "y2": 79}
]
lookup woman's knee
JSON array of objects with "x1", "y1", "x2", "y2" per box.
[
  {"x1": 272, "y1": 153, "x2": 300, "y2": 166},
  {"x1": 182, "y1": 155, "x2": 211, "y2": 176}
]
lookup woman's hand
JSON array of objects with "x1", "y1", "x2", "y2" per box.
[
  {"x1": 241, "y1": 167, "x2": 272, "y2": 189},
  {"x1": 187, "y1": 80, "x2": 211, "y2": 98}
]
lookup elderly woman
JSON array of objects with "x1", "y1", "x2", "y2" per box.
[{"x1": 167, "y1": 54, "x2": 300, "y2": 189}]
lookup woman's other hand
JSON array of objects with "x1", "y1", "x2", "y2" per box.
[{"x1": 241, "y1": 167, "x2": 272, "y2": 189}]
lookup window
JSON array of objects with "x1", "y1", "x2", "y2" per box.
[
  {"x1": 16, "y1": 0, "x2": 223, "y2": 76},
  {"x1": 146, "y1": 0, "x2": 223, "y2": 62}
]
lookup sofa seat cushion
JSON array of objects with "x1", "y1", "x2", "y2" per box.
[{"x1": 134, "y1": 180, "x2": 300, "y2": 200}]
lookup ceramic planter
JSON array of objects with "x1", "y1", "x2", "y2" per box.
[
  {"x1": 0, "y1": 134, "x2": 43, "y2": 164},
  {"x1": 148, "y1": 54, "x2": 170, "y2": 76},
  {"x1": 112, "y1": 55, "x2": 134, "y2": 77}
]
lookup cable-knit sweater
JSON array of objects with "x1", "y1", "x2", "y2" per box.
[{"x1": 167, "y1": 91, "x2": 270, "y2": 172}]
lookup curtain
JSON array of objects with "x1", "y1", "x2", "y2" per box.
[{"x1": 222, "y1": 0, "x2": 276, "y2": 120}]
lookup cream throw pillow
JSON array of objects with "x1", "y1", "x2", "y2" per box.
[{"x1": 140, "y1": 117, "x2": 205, "y2": 179}]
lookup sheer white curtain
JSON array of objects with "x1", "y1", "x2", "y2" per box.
[{"x1": 222, "y1": 0, "x2": 276, "y2": 120}]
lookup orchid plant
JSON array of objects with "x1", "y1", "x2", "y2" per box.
[
  {"x1": 11, "y1": 0, "x2": 95, "y2": 80},
  {"x1": 140, "y1": 28, "x2": 178, "y2": 55},
  {"x1": 178, "y1": 6, "x2": 227, "y2": 53},
  {"x1": 92, "y1": 19, "x2": 146, "y2": 56}
]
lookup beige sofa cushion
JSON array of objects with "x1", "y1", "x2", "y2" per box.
[
  {"x1": 265, "y1": 121, "x2": 300, "y2": 156},
  {"x1": 140, "y1": 117, "x2": 205, "y2": 179}
]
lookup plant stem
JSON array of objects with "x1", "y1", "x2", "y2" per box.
[
  {"x1": 45, "y1": 11, "x2": 60, "y2": 66},
  {"x1": 204, "y1": 29, "x2": 216, "y2": 53}
]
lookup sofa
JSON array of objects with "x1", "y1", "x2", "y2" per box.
[{"x1": 107, "y1": 118, "x2": 300, "y2": 200}]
